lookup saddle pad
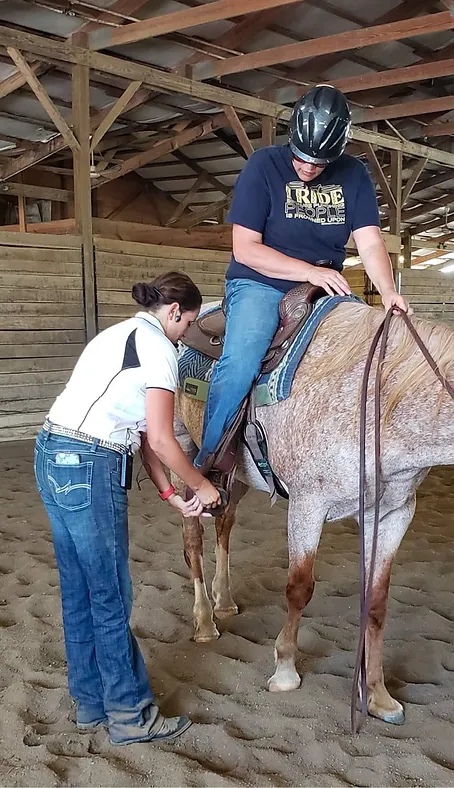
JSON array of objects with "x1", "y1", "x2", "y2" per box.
[{"x1": 178, "y1": 295, "x2": 361, "y2": 406}]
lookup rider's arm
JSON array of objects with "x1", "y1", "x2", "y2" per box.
[
  {"x1": 233, "y1": 225, "x2": 350, "y2": 295},
  {"x1": 233, "y1": 224, "x2": 314, "y2": 281},
  {"x1": 353, "y1": 225, "x2": 396, "y2": 296}
]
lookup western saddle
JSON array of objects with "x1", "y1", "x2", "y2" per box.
[{"x1": 184, "y1": 280, "x2": 326, "y2": 373}]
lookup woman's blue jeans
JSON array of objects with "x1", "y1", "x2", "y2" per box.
[
  {"x1": 34, "y1": 429, "x2": 157, "y2": 740},
  {"x1": 195, "y1": 278, "x2": 283, "y2": 468}
]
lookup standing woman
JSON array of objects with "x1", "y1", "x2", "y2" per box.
[{"x1": 34, "y1": 271, "x2": 220, "y2": 746}]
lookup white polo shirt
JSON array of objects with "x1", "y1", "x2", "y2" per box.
[{"x1": 48, "y1": 312, "x2": 178, "y2": 451}]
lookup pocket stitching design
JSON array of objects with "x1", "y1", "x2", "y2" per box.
[{"x1": 46, "y1": 460, "x2": 93, "y2": 511}]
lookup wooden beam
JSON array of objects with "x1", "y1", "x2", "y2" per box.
[
  {"x1": 1, "y1": 26, "x2": 454, "y2": 172},
  {"x1": 6, "y1": 48, "x2": 80, "y2": 153},
  {"x1": 175, "y1": 193, "x2": 233, "y2": 229},
  {"x1": 411, "y1": 212, "x2": 454, "y2": 235},
  {"x1": 90, "y1": 80, "x2": 142, "y2": 151},
  {"x1": 87, "y1": 0, "x2": 302, "y2": 50},
  {"x1": 333, "y1": 57, "x2": 454, "y2": 95},
  {"x1": 172, "y1": 150, "x2": 231, "y2": 195},
  {"x1": 72, "y1": 53, "x2": 96, "y2": 341},
  {"x1": 193, "y1": 11, "x2": 454, "y2": 80},
  {"x1": 402, "y1": 231, "x2": 412, "y2": 268},
  {"x1": 411, "y1": 249, "x2": 447, "y2": 266},
  {"x1": 389, "y1": 150, "x2": 403, "y2": 269},
  {"x1": 402, "y1": 194, "x2": 454, "y2": 223},
  {"x1": 0, "y1": 182, "x2": 71, "y2": 202},
  {"x1": 0, "y1": 60, "x2": 49, "y2": 99},
  {"x1": 165, "y1": 173, "x2": 208, "y2": 226},
  {"x1": 365, "y1": 144, "x2": 396, "y2": 209},
  {"x1": 17, "y1": 195, "x2": 26, "y2": 233},
  {"x1": 422, "y1": 120, "x2": 454, "y2": 139},
  {"x1": 261, "y1": 116, "x2": 276, "y2": 147},
  {"x1": 353, "y1": 95, "x2": 454, "y2": 124},
  {"x1": 93, "y1": 113, "x2": 228, "y2": 188},
  {"x1": 223, "y1": 106, "x2": 255, "y2": 158},
  {"x1": 401, "y1": 158, "x2": 427, "y2": 206},
  {"x1": 76, "y1": 0, "x2": 152, "y2": 33}
]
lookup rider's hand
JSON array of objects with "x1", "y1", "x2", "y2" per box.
[
  {"x1": 306, "y1": 266, "x2": 352, "y2": 296},
  {"x1": 168, "y1": 493, "x2": 203, "y2": 518},
  {"x1": 381, "y1": 288, "x2": 410, "y2": 315},
  {"x1": 195, "y1": 478, "x2": 222, "y2": 508}
]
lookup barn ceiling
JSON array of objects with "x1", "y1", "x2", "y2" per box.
[{"x1": 0, "y1": 0, "x2": 454, "y2": 265}]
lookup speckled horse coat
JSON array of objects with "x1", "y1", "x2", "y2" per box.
[{"x1": 173, "y1": 300, "x2": 454, "y2": 725}]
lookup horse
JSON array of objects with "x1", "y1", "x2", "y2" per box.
[{"x1": 172, "y1": 299, "x2": 454, "y2": 725}]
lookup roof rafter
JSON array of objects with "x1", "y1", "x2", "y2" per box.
[
  {"x1": 193, "y1": 11, "x2": 454, "y2": 80},
  {"x1": 353, "y1": 95, "x2": 454, "y2": 124},
  {"x1": 87, "y1": 0, "x2": 302, "y2": 50},
  {"x1": 6, "y1": 47, "x2": 80, "y2": 153}
]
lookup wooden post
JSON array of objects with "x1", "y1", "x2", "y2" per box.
[
  {"x1": 388, "y1": 149, "x2": 402, "y2": 271},
  {"x1": 72, "y1": 35, "x2": 97, "y2": 341},
  {"x1": 261, "y1": 116, "x2": 276, "y2": 147},
  {"x1": 17, "y1": 194, "x2": 26, "y2": 232},
  {"x1": 402, "y1": 230, "x2": 412, "y2": 268}
]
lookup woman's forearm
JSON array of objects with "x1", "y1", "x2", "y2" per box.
[
  {"x1": 140, "y1": 439, "x2": 170, "y2": 493},
  {"x1": 234, "y1": 238, "x2": 314, "y2": 281},
  {"x1": 148, "y1": 434, "x2": 205, "y2": 492}
]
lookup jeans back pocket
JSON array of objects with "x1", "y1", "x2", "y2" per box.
[{"x1": 47, "y1": 459, "x2": 93, "y2": 511}]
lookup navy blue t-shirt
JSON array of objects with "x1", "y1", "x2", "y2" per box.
[{"x1": 226, "y1": 144, "x2": 380, "y2": 293}]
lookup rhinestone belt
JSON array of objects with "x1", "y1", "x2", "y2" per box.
[{"x1": 43, "y1": 419, "x2": 127, "y2": 455}]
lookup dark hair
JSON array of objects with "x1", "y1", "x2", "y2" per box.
[{"x1": 132, "y1": 270, "x2": 202, "y2": 313}]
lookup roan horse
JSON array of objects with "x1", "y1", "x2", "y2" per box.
[{"x1": 173, "y1": 299, "x2": 454, "y2": 726}]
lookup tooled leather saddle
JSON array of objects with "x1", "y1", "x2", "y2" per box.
[{"x1": 184, "y1": 279, "x2": 327, "y2": 375}]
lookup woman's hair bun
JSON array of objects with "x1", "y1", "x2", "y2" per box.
[
  {"x1": 131, "y1": 271, "x2": 202, "y2": 313},
  {"x1": 131, "y1": 282, "x2": 160, "y2": 308}
]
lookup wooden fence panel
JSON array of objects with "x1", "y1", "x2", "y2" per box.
[
  {"x1": 398, "y1": 269, "x2": 454, "y2": 326},
  {"x1": 95, "y1": 241, "x2": 229, "y2": 331},
  {"x1": 0, "y1": 232, "x2": 83, "y2": 442}
]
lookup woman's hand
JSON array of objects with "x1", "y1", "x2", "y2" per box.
[
  {"x1": 168, "y1": 493, "x2": 203, "y2": 518},
  {"x1": 381, "y1": 288, "x2": 410, "y2": 314},
  {"x1": 195, "y1": 478, "x2": 222, "y2": 509},
  {"x1": 306, "y1": 266, "x2": 352, "y2": 296}
]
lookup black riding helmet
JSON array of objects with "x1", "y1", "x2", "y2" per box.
[{"x1": 289, "y1": 85, "x2": 351, "y2": 166}]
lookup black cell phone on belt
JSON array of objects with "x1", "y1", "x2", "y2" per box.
[{"x1": 120, "y1": 450, "x2": 133, "y2": 490}]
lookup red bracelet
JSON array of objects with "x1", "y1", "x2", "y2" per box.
[{"x1": 159, "y1": 484, "x2": 175, "y2": 501}]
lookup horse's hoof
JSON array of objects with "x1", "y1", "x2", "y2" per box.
[
  {"x1": 267, "y1": 674, "x2": 301, "y2": 693},
  {"x1": 214, "y1": 605, "x2": 239, "y2": 619},
  {"x1": 194, "y1": 627, "x2": 220, "y2": 643},
  {"x1": 369, "y1": 707, "x2": 405, "y2": 725}
]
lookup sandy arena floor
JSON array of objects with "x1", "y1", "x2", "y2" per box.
[{"x1": 0, "y1": 441, "x2": 453, "y2": 788}]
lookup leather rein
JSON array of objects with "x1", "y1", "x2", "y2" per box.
[{"x1": 351, "y1": 307, "x2": 454, "y2": 734}]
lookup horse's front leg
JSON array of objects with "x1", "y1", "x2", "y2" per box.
[
  {"x1": 212, "y1": 481, "x2": 247, "y2": 618},
  {"x1": 364, "y1": 497, "x2": 416, "y2": 724},
  {"x1": 268, "y1": 497, "x2": 324, "y2": 692},
  {"x1": 182, "y1": 515, "x2": 220, "y2": 642}
]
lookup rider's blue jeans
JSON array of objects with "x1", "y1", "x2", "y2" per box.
[{"x1": 195, "y1": 278, "x2": 283, "y2": 468}]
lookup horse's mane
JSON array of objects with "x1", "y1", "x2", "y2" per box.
[{"x1": 312, "y1": 301, "x2": 454, "y2": 420}]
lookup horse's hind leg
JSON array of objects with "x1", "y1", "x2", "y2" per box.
[
  {"x1": 364, "y1": 497, "x2": 416, "y2": 724},
  {"x1": 268, "y1": 497, "x2": 324, "y2": 692},
  {"x1": 182, "y1": 515, "x2": 220, "y2": 642},
  {"x1": 212, "y1": 481, "x2": 247, "y2": 618}
]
